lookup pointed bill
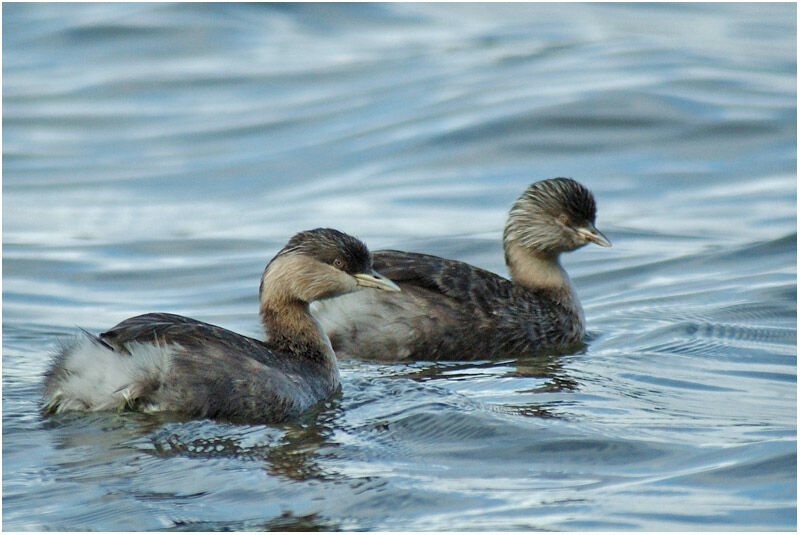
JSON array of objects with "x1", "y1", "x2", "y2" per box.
[
  {"x1": 577, "y1": 223, "x2": 612, "y2": 247},
  {"x1": 354, "y1": 271, "x2": 401, "y2": 292}
]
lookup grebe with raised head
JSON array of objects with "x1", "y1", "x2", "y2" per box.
[
  {"x1": 312, "y1": 178, "x2": 610, "y2": 361},
  {"x1": 43, "y1": 228, "x2": 400, "y2": 423}
]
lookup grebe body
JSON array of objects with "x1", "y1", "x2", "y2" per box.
[
  {"x1": 43, "y1": 228, "x2": 399, "y2": 422},
  {"x1": 312, "y1": 178, "x2": 610, "y2": 361}
]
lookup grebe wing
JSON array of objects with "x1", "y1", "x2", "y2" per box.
[
  {"x1": 373, "y1": 250, "x2": 513, "y2": 307},
  {"x1": 98, "y1": 313, "x2": 269, "y2": 360}
]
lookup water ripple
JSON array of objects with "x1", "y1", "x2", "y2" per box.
[{"x1": 3, "y1": 2, "x2": 795, "y2": 532}]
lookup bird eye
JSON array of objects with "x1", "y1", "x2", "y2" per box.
[{"x1": 332, "y1": 258, "x2": 344, "y2": 269}]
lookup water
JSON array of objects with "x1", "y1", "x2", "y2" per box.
[{"x1": 3, "y1": 2, "x2": 796, "y2": 531}]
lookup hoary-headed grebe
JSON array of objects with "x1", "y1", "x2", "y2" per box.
[
  {"x1": 312, "y1": 178, "x2": 610, "y2": 361},
  {"x1": 43, "y1": 228, "x2": 400, "y2": 423}
]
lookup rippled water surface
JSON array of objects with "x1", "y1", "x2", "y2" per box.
[{"x1": 3, "y1": 3, "x2": 796, "y2": 531}]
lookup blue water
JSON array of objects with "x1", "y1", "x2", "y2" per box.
[{"x1": 3, "y1": 2, "x2": 796, "y2": 531}]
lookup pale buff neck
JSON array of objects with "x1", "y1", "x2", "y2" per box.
[
  {"x1": 505, "y1": 241, "x2": 571, "y2": 292},
  {"x1": 259, "y1": 255, "x2": 339, "y2": 361},
  {"x1": 505, "y1": 241, "x2": 585, "y2": 331},
  {"x1": 259, "y1": 300, "x2": 335, "y2": 362}
]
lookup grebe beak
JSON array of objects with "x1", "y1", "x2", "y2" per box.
[
  {"x1": 354, "y1": 271, "x2": 401, "y2": 292},
  {"x1": 577, "y1": 223, "x2": 612, "y2": 247}
]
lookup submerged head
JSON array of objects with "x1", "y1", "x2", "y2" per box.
[
  {"x1": 260, "y1": 228, "x2": 400, "y2": 307},
  {"x1": 503, "y1": 178, "x2": 611, "y2": 257}
]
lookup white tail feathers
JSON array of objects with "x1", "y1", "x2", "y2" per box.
[{"x1": 43, "y1": 333, "x2": 174, "y2": 414}]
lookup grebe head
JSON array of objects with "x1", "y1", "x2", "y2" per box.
[
  {"x1": 260, "y1": 228, "x2": 399, "y2": 307},
  {"x1": 503, "y1": 178, "x2": 611, "y2": 257}
]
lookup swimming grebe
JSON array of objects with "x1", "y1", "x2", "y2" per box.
[
  {"x1": 43, "y1": 228, "x2": 400, "y2": 423},
  {"x1": 311, "y1": 178, "x2": 610, "y2": 361}
]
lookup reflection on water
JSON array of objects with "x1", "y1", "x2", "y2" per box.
[
  {"x1": 3, "y1": 2, "x2": 796, "y2": 531},
  {"x1": 142, "y1": 402, "x2": 344, "y2": 483},
  {"x1": 398, "y1": 355, "x2": 581, "y2": 418}
]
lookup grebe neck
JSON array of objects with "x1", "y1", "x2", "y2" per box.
[
  {"x1": 505, "y1": 242, "x2": 570, "y2": 292},
  {"x1": 258, "y1": 254, "x2": 340, "y2": 363},
  {"x1": 260, "y1": 300, "x2": 335, "y2": 363}
]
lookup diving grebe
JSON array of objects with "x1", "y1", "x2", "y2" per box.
[
  {"x1": 311, "y1": 178, "x2": 610, "y2": 361},
  {"x1": 43, "y1": 228, "x2": 400, "y2": 423}
]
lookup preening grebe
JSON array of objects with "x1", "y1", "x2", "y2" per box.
[
  {"x1": 43, "y1": 228, "x2": 400, "y2": 423},
  {"x1": 311, "y1": 178, "x2": 610, "y2": 361}
]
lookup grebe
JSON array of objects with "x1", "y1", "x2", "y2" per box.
[
  {"x1": 312, "y1": 178, "x2": 611, "y2": 361},
  {"x1": 42, "y1": 228, "x2": 400, "y2": 423}
]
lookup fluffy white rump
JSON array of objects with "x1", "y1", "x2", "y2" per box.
[{"x1": 44, "y1": 334, "x2": 174, "y2": 414}]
